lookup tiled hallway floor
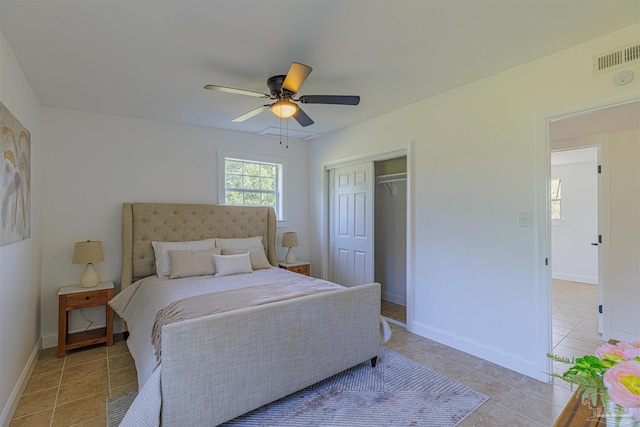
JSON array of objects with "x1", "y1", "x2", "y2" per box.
[
  {"x1": 12, "y1": 279, "x2": 602, "y2": 426},
  {"x1": 550, "y1": 279, "x2": 603, "y2": 376}
]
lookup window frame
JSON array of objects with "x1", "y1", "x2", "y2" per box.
[
  {"x1": 551, "y1": 178, "x2": 562, "y2": 222},
  {"x1": 217, "y1": 151, "x2": 287, "y2": 222}
]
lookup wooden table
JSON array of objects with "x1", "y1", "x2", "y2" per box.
[{"x1": 553, "y1": 390, "x2": 605, "y2": 426}]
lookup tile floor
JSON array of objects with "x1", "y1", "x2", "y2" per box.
[
  {"x1": 381, "y1": 299, "x2": 406, "y2": 324},
  {"x1": 380, "y1": 279, "x2": 602, "y2": 426},
  {"x1": 12, "y1": 279, "x2": 600, "y2": 426},
  {"x1": 10, "y1": 337, "x2": 137, "y2": 427}
]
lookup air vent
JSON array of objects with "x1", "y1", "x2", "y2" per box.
[
  {"x1": 593, "y1": 42, "x2": 640, "y2": 75},
  {"x1": 257, "y1": 127, "x2": 321, "y2": 141}
]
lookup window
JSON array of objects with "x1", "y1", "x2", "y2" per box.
[
  {"x1": 551, "y1": 178, "x2": 562, "y2": 220},
  {"x1": 220, "y1": 155, "x2": 284, "y2": 219}
]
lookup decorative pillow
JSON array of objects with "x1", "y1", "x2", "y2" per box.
[
  {"x1": 221, "y1": 246, "x2": 273, "y2": 270},
  {"x1": 213, "y1": 253, "x2": 253, "y2": 277},
  {"x1": 168, "y1": 248, "x2": 222, "y2": 279},
  {"x1": 215, "y1": 236, "x2": 263, "y2": 250},
  {"x1": 152, "y1": 238, "x2": 215, "y2": 277}
]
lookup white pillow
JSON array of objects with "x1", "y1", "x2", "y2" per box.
[
  {"x1": 152, "y1": 239, "x2": 215, "y2": 277},
  {"x1": 215, "y1": 236, "x2": 263, "y2": 250},
  {"x1": 213, "y1": 253, "x2": 253, "y2": 277},
  {"x1": 221, "y1": 246, "x2": 273, "y2": 270},
  {"x1": 168, "y1": 248, "x2": 222, "y2": 279}
]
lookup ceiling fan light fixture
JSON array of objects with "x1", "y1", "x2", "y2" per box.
[{"x1": 270, "y1": 100, "x2": 298, "y2": 119}]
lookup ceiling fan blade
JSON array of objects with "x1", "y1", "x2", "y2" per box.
[
  {"x1": 298, "y1": 95, "x2": 360, "y2": 105},
  {"x1": 204, "y1": 85, "x2": 270, "y2": 99},
  {"x1": 292, "y1": 107, "x2": 314, "y2": 127},
  {"x1": 232, "y1": 105, "x2": 271, "y2": 122},
  {"x1": 282, "y1": 62, "x2": 313, "y2": 94}
]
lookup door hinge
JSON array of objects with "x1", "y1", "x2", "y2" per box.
[
  {"x1": 599, "y1": 305, "x2": 603, "y2": 314},
  {"x1": 545, "y1": 258, "x2": 549, "y2": 266},
  {"x1": 599, "y1": 235, "x2": 602, "y2": 244},
  {"x1": 598, "y1": 165, "x2": 602, "y2": 174}
]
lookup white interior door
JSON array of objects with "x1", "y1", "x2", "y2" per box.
[{"x1": 331, "y1": 162, "x2": 374, "y2": 287}]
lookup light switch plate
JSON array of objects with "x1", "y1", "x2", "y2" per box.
[{"x1": 518, "y1": 211, "x2": 533, "y2": 227}]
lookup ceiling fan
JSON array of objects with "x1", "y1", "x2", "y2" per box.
[{"x1": 204, "y1": 62, "x2": 360, "y2": 127}]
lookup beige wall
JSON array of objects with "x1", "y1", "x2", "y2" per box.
[
  {"x1": 39, "y1": 107, "x2": 311, "y2": 346},
  {"x1": 609, "y1": 128, "x2": 640, "y2": 341},
  {"x1": 309, "y1": 24, "x2": 640, "y2": 380},
  {"x1": 0, "y1": 33, "x2": 42, "y2": 425}
]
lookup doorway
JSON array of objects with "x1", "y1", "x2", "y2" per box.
[
  {"x1": 375, "y1": 158, "x2": 407, "y2": 326},
  {"x1": 549, "y1": 146, "x2": 602, "y2": 358},
  {"x1": 545, "y1": 99, "x2": 640, "y2": 356},
  {"x1": 326, "y1": 150, "x2": 410, "y2": 328},
  {"x1": 550, "y1": 146, "x2": 600, "y2": 329}
]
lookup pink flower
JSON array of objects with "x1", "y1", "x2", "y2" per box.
[
  {"x1": 604, "y1": 360, "x2": 640, "y2": 409},
  {"x1": 619, "y1": 342, "x2": 640, "y2": 360},
  {"x1": 597, "y1": 343, "x2": 628, "y2": 362}
]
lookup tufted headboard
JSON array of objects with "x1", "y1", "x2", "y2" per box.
[{"x1": 121, "y1": 203, "x2": 278, "y2": 291}]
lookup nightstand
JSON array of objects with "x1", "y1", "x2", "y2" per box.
[
  {"x1": 278, "y1": 261, "x2": 310, "y2": 276},
  {"x1": 58, "y1": 281, "x2": 114, "y2": 357}
]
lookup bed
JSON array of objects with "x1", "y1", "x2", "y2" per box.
[{"x1": 110, "y1": 203, "x2": 386, "y2": 426}]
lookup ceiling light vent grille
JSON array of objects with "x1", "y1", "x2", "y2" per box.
[
  {"x1": 593, "y1": 42, "x2": 640, "y2": 75},
  {"x1": 257, "y1": 127, "x2": 321, "y2": 141}
]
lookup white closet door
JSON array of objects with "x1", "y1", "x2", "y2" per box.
[{"x1": 331, "y1": 162, "x2": 374, "y2": 287}]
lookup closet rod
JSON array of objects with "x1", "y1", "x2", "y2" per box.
[
  {"x1": 376, "y1": 172, "x2": 406, "y2": 197},
  {"x1": 376, "y1": 172, "x2": 407, "y2": 184}
]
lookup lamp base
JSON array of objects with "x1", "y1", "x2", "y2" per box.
[
  {"x1": 285, "y1": 247, "x2": 296, "y2": 264},
  {"x1": 79, "y1": 263, "x2": 100, "y2": 288}
]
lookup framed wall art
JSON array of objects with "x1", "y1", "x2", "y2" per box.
[{"x1": 1, "y1": 101, "x2": 31, "y2": 246}]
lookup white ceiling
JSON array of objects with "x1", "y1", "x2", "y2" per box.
[{"x1": 2, "y1": 1, "x2": 639, "y2": 138}]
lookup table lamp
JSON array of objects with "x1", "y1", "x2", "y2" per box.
[
  {"x1": 72, "y1": 240, "x2": 104, "y2": 287},
  {"x1": 282, "y1": 232, "x2": 299, "y2": 264}
]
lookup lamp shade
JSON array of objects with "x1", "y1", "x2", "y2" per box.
[
  {"x1": 270, "y1": 100, "x2": 298, "y2": 119},
  {"x1": 72, "y1": 240, "x2": 104, "y2": 264},
  {"x1": 282, "y1": 232, "x2": 299, "y2": 248}
]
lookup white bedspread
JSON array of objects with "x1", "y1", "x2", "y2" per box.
[
  {"x1": 109, "y1": 268, "x2": 390, "y2": 426},
  {"x1": 112, "y1": 268, "x2": 313, "y2": 386}
]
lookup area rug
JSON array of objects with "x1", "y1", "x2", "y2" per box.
[{"x1": 107, "y1": 349, "x2": 488, "y2": 427}]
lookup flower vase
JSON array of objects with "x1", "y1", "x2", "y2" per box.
[{"x1": 606, "y1": 401, "x2": 640, "y2": 427}]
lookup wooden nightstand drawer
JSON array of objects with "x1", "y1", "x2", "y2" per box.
[
  {"x1": 65, "y1": 290, "x2": 107, "y2": 309},
  {"x1": 58, "y1": 282, "x2": 114, "y2": 357},
  {"x1": 289, "y1": 264, "x2": 309, "y2": 275},
  {"x1": 279, "y1": 262, "x2": 310, "y2": 276}
]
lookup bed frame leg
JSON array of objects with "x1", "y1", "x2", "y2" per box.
[{"x1": 370, "y1": 356, "x2": 378, "y2": 367}]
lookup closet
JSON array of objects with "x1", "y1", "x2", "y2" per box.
[{"x1": 374, "y1": 157, "x2": 407, "y2": 322}]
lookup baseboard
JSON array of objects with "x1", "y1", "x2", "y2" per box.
[
  {"x1": 409, "y1": 320, "x2": 545, "y2": 381},
  {"x1": 552, "y1": 273, "x2": 598, "y2": 285},
  {"x1": 41, "y1": 331, "x2": 57, "y2": 349},
  {"x1": 381, "y1": 292, "x2": 406, "y2": 306},
  {"x1": 610, "y1": 329, "x2": 640, "y2": 343},
  {"x1": 0, "y1": 337, "x2": 41, "y2": 427}
]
